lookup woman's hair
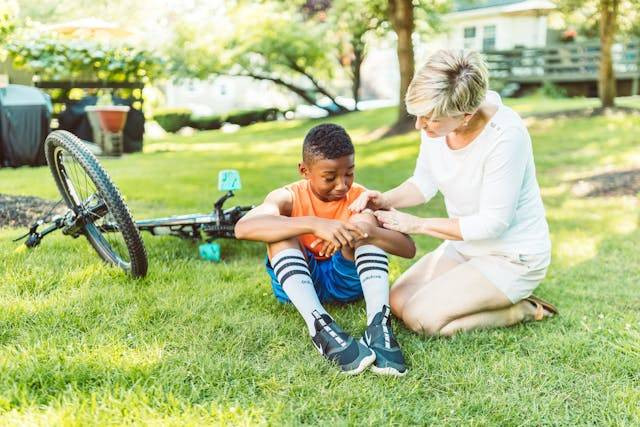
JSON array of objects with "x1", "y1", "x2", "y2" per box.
[{"x1": 405, "y1": 49, "x2": 489, "y2": 119}]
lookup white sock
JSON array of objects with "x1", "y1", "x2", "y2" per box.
[
  {"x1": 355, "y1": 244, "x2": 390, "y2": 324},
  {"x1": 271, "y1": 248, "x2": 327, "y2": 335}
]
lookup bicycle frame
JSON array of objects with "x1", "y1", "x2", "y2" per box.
[{"x1": 16, "y1": 190, "x2": 253, "y2": 247}]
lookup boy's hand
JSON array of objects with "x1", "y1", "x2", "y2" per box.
[
  {"x1": 349, "y1": 190, "x2": 391, "y2": 213},
  {"x1": 309, "y1": 218, "x2": 368, "y2": 257}
]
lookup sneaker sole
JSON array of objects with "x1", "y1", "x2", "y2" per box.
[
  {"x1": 370, "y1": 364, "x2": 408, "y2": 377},
  {"x1": 359, "y1": 338, "x2": 408, "y2": 377},
  {"x1": 341, "y1": 351, "x2": 376, "y2": 375}
]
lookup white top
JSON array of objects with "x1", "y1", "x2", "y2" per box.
[{"x1": 408, "y1": 91, "x2": 551, "y2": 256}]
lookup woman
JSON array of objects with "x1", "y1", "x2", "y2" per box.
[{"x1": 349, "y1": 49, "x2": 556, "y2": 336}]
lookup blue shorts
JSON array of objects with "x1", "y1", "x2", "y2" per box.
[{"x1": 265, "y1": 249, "x2": 363, "y2": 304}]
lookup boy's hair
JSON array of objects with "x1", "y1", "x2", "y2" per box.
[{"x1": 302, "y1": 123, "x2": 354, "y2": 163}]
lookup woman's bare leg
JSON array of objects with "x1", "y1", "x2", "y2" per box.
[
  {"x1": 437, "y1": 300, "x2": 540, "y2": 336},
  {"x1": 389, "y1": 247, "x2": 462, "y2": 319},
  {"x1": 400, "y1": 262, "x2": 519, "y2": 335}
]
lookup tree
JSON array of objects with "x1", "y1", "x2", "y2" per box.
[
  {"x1": 322, "y1": 0, "x2": 387, "y2": 109},
  {"x1": 599, "y1": 0, "x2": 618, "y2": 107},
  {"x1": 388, "y1": 0, "x2": 415, "y2": 129},
  {"x1": 558, "y1": 0, "x2": 640, "y2": 108},
  {"x1": 0, "y1": 0, "x2": 18, "y2": 61},
  {"x1": 168, "y1": 3, "x2": 351, "y2": 115}
]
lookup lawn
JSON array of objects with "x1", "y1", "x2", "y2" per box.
[{"x1": 1, "y1": 99, "x2": 639, "y2": 425}]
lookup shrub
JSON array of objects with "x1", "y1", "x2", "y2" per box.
[
  {"x1": 536, "y1": 82, "x2": 568, "y2": 99},
  {"x1": 153, "y1": 108, "x2": 192, "y2": 133},
  {"x1": 225, "y1": 108, "x2": 280, "y2": 126},
  {"x1": 189, "y1": 115, "x2": 223, "y2": 130}
]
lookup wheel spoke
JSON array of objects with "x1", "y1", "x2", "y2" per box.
[{"x1": 56, "y1": 145, "x2": 132, "y2": 267}]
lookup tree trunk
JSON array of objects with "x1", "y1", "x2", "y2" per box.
[
  {"x1": 388, "y1": 0, "x2": 415, "y2": 131},
  {"x1": 599, "y1": 0, "x2": 618, "y2": 108},
  {"x1": 351, "y1": 44, "x2": 364, "y2": 110}
]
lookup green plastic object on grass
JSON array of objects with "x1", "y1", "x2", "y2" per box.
[{"x1": 199, "y1": 242, "x2": 221, "y2": 262}]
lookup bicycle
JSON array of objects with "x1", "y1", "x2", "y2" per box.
[{"x1": 14, "y1": 130, "x2": 254, "y2": 278}]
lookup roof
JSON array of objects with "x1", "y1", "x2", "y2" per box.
[{"x1": 453, "y1": 0, "x2": 526, "y2": 12}]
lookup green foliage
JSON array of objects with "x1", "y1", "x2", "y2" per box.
[
  {"x1": 6, "y1": 36, "x2": 165, "y2": 82},
  {"x1": 225, "y1": 108, "x2": 280, "y2": 127},
  {"x1": 189, "y1": 115, "x2": 223, "y2": 131},
  {"x1": 167, "y1": 3, "x2": 349, "y2": 112},
  {"x1": 154, "y1": 107, "x2": 285, "y2": 133},
  {"x1": 556, "y1": 0, "x2": 640, "y2": 38},
  {"x1": 0, "y1": 0, "x2": 18, "y2": 61},
  {"x1": 153, "y1": 108, "x2": 192, "y2": 133},
  {"x1": 536, "y1": 81, "x2": 569, "y2": 99}
]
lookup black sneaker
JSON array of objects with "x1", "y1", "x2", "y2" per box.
[
  {"x1": 311, "y1": 311, "x2": 376, "y2": 375},
  {"x1": 361, "y1": 305, "x2": 407, "y2": 376}
]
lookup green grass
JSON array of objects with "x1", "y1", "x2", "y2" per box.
[
  {"x1": 504, "y1": 95, "x2": 640, "y2": 115},
  {"x1": 1, "y1": 99, "x2": 639, "y2": 425}
]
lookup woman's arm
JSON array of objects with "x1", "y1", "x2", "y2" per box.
[
  {"x1": 383, "y1": 179, "x2": 430, "y2": 209},
  {"x1": 350, "y1": 137, "x2": 439, "y2": 212},
  {"x1": 348, "y1": 179, "x2": 431, "y2": 213},
  {"x1": 374, "y1": 209, "x2": 463, "y2": 241}
]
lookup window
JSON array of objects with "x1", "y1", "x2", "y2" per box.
[
  {"x1": 463, "y1": 26, "x2": 476, "y2": 49},
  {"x1": 483, "y1": 25, "x2": 496, "y2": 51}
]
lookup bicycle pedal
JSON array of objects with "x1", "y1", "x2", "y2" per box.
[{"x1": 199, "y1": 242, "x2": 221, "y2": 262}]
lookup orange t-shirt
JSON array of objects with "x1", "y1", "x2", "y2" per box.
[{"x1": 285, "y1": 179, "x2": 366, "y2": 260}]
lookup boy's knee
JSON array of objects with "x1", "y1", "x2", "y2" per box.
[
  {"x1": 349, "y1": 212, "x2": 378, "y2": 226},
  {"x1": 348, "y1": 212, "x2": 379, "y2": 240},
  {"x1": 267, "y1": 238, "x2": 303, "y2": 259}
]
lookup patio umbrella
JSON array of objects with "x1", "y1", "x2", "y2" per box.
[{"x1": 43, "y1": 18, "x2": 134, "y2": 40}]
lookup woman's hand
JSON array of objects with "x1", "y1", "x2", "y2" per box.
[
  {"x1": 374, "y1": 208, "x2": 423, "y2": 235},
  {"x1": 349, "y1": 190, "x2": 391, "y2": 213}
]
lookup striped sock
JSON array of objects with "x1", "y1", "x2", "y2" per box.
[
  {"x1": 271, "y1": 248, "x2": 327, "y2": 335},
  {"x1": 355, "y1": 245, "x2": 390, "y2": 324}
]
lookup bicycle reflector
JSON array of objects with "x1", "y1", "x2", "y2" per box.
[{"x1": 218, "y1": 170, "x2": 241, "y2": 192}]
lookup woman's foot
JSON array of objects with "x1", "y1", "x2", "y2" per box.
[{"x1": 523, "y1": 295, "x2": 558, "y2": 321}]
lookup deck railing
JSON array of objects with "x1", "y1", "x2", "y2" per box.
[{"x1": 483, "y1": 40, "x2": 640, "y2": 85}]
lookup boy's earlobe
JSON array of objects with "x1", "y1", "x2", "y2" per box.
[{"x1": 298, "y1": 162, "x2": 308, "y2": 178}]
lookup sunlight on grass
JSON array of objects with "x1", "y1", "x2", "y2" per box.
[{"x1": 1, "y1": 100, "x2": 639, "y2": 424}]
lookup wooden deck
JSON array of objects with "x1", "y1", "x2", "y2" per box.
[{"x1": 484, "y1": 40, "x2": 640, "y2": 96}]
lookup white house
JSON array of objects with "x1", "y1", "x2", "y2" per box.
[{"x1": 422, "y1": 0, "x2": 558, "y2": 53}]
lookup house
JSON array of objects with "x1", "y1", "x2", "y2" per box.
[{"x1": 422, "y1": 0, "x2": 558, "y2": 53}]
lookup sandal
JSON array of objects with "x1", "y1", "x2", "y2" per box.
[{"x1": 525, "y1": 295, "x2": 558, "y2": 321}]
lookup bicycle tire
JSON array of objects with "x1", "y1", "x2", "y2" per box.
[{"x1": 45, "y1": 130, "x2": 148, "y2": 277}]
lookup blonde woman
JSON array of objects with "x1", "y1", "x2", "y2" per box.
[{"x1": 349, "y1": 49, "x2": 556, "y2": 336}]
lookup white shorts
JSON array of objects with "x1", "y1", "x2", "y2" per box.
[{"x1": 439, "y1": 241, "x2": 551, "y2": 304}]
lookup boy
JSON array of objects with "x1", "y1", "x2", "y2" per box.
[{"x1": 235, "y1": 123, "x2": 415, "y2": 376}]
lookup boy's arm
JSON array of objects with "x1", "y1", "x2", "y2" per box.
[
  {"x1": 234, "y1": 188, "x2": 366, "y2": 245},
  {"x1": 360, "y1": 222, "x2": 416, "y2": 259},
  {"x1": 313, "y1": 218, "x2": 416, "y2": 259},
  {"x1": 234, "y1": 188, "x2": 308, "y2": 242}
]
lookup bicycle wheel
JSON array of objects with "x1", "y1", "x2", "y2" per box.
[{"x1": 45, "y1": 130, "x2": 148, "y2": 277}]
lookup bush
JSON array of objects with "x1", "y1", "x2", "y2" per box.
[
  {"x1": 536, "y1": 82, "x2": 568, "y2": 99},
  {"x1": 153, "y1": 108, "x2": 192, "y2": 133},
  {"x1": 189, "y1": 115, "x2": 223, "y2": 130},
  {"x1": 225, "y1": 108, "x2": 280, "y2": 126}
]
